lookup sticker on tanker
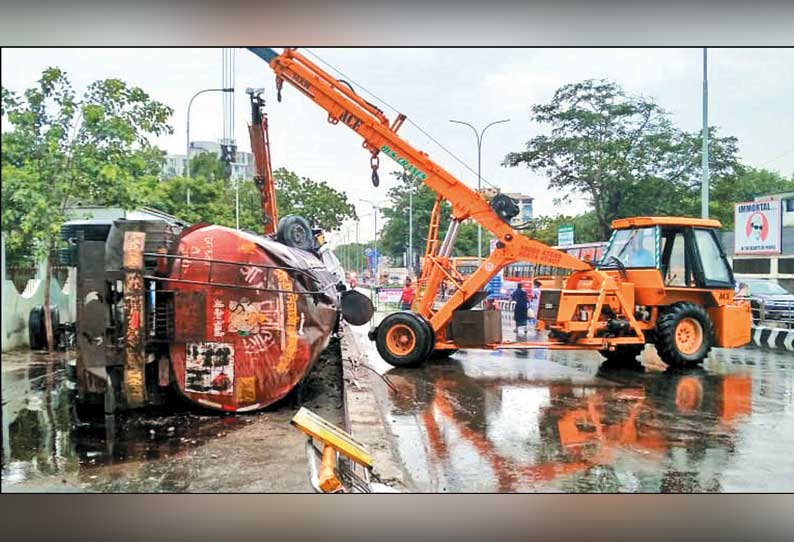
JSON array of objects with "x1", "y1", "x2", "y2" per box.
[{"x1": 734, "y1": 199, "x2": 782, "y2": 255}]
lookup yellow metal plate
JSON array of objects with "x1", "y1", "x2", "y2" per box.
[{"x1": 291, "y1": 407, "x2": 373, "y2": 468}]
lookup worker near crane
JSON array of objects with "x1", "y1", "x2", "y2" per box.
[
  {"x1": 529, "y1": 279, "x2": 542, "y2": 329},
  {"x1": 400, "y1": 277, "x2": 415, "y2": 310},
  {"x1": 511, "y1": 282, "x2": 529, "y2": 335}
]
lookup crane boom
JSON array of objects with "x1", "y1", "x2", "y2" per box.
[
  {"x1": 247, "y1": 47, "x2": 590, "y2": 333},
  {"x1": 248, "y1": 90, "x2": 278, "y2": 235}
]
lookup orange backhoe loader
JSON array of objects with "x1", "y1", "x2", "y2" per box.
[{"x1": 247, "y1": 48, "x2": 752, "y2": 369}]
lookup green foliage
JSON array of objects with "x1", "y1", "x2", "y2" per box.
[
  {"x1": 333, "y1": 242, "x2": 374, "y2": 273},
  {"x1": 504, "y1": 79, "x2": 742, "y2": 239},
  {"x1": 709, "y1": 167, "x2": 794, "y2": 229},
  {"x1": 527, "y1": 212, "x2": 602, "y2": 245},
  {"x1": 144, "y1": 154, "x2": 357, "y2": 234},
  {"x1": 379, "y1": 171, "x2": 491, "y2": 261},
  {"x1": 188, "y1": 151, "x2": 227, "y2": 182},
  {"x1": 271, "y1": 168, "x2": 357, "y2": 231},
  {"x1": 2, "y1": 68, "x2": 173, "y2": 264}
]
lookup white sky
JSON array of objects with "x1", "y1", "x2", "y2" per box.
[{"x1": 3, "y1": 47, "x2": 793, "y2": 246}]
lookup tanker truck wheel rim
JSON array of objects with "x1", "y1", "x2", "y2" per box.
[
  {"x1": 386, "y1": 324, "x2": 417, "y2": 356},
  {"x1": 289, "y1": 224, "x2": 308, "y2": 245},
  {"x1": 674, "y1": 317, "x2": 703, "y2": 356}
]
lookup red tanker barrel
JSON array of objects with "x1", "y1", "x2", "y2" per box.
[{"x1": 168, "y1": 225, "x2": 338, "y2": 412}]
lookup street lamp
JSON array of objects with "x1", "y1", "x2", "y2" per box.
[
  {"x1": 360, "y1": 199, "x2": 384, "y2": 276},
  {"x1": 449, "y1": 118, "x2": 510, "y2": 263},
  {"x1": 186, "y1": 87, "x2": 234, "y2": 178}
]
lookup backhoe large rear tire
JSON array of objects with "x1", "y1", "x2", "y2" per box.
[
  {"x1": 375, "y1": 312, "x2": 433, "y2": 367},
  {"x1": 655, "y1": 302, "x2": 714, "y2": 368}
]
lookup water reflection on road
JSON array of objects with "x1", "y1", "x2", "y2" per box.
[
  {"x1": 2, "y1": 351, "x2": 251, "y2": 491},
  {"x1": 365, "y1": 330, "x2": 794, "y2": 492}
]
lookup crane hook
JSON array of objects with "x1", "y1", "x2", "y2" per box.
[{"x1": 370, "y1": 154, "x2": 380, "y2": 187}]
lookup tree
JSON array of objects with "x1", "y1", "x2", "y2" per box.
[
  {"x1": 379, "y1": 171, "x2": 491, "y2": 262},
  {"x1": 527, "y1": 212, "x2": 602, "y2": 245},
  {"x1": 333, "y1": 241, "x2": 375, "y2": 273},
  {"x1": 188, "y1": 151, "x2": 227, "y2": 182},
  {"x1": 2, "y1": 68, "x2": 172, "y2": 350},
  {"x1": 504, "y1": 79, "x2": 742, "y2": 239},
  {"x1": 271, "y1": 168, "x2": 357, "y2": 231},
  {"x1": 145, "y1": 157, "x2": 357, "y2": 235}
]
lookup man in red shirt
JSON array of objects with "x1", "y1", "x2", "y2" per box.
[{"x1": 400, "y1": 277, "x2": 415, "y2": 310}]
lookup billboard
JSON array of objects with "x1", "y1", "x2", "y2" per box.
[
  {"x1": 557, "y1": 225, "x2": 574, "y2": 246},
  {"x1": 734, "y1": 200, "x2": 782, "y2": 255}
]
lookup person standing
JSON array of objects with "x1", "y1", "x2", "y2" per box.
[
  {"x1": 511, "y1": 282, "x2": 529, "y2": 334},
  {"x1": 400, "y1": 277, "x2": 415, "y2": 310},
  {"x1": 530, "y1": 279, "x2": 542, "y2": 329}
]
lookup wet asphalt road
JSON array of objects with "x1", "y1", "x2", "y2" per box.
[
  {"x1": 352, "y1": 318, "x2": 794, "y2": 493},
  {"x1": 1, "y1": 341, "x2": 344, "y2": 492}
]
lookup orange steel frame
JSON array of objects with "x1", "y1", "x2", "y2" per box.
[
  {"x1": 252, "y1": 48, "x2": 590, "y2": 327},
  {"x1": 249, "y1": 48, "x2": 748, "y2": 353},
  {"x1": 248, "y1": 99, "x2": 278, "y2": 235}
]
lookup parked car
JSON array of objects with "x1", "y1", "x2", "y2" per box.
[{"x1": 742, "y1": 279, "x2": 794, "y2": 321}]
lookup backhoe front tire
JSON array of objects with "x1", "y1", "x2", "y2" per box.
[
  {"x1": 655, "y1": 303, "x2": 714, "y2": 368},
  {"x1": 375, "y1": 312, "x2": 433, "y2": 367}
]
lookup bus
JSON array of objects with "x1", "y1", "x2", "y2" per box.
[
  {"x1": 449, "y1": 243, "x2": 606, "y2": 299},
  {"x1": 503, "y1": 241, "x2": 607, "y2": 294}
]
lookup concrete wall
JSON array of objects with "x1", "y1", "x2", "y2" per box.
[{"x1": 1, "y1": 233, "x2": 76, "y2": 352}]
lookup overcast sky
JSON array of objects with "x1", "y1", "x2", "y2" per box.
[{"x1": 3, "y1": 47, "x2": 793, "y2": 245}]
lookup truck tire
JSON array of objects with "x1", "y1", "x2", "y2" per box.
[
  {"x1": 276, "y1": 215, "x2": 313, "y2": 251},
  {"x1": 29, "y1": 305, "x2": 60, "y2": 351},
  {"x1": 655, "y1": 302, "x2": 714, "y2": 367},
  {"x1": 375, "y1": 312, "x2": 433, "y2": 367}
]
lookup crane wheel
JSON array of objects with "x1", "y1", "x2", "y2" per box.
[
  {"x1": 655, "y1": 302, "x2": 714, "y2": 367},
  {"x1": 375, "y1": 312, "x2": 433, "y2": 367},
  {"x1": 276, "y1": 215, "x2": 314, "y2": 251},
  {"x1": 599, "y1": 344, "x2": 644, "y2": 364}
]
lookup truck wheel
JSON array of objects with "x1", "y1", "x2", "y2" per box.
[
  {"x1": 276, "y1": 214, "x2": 313, "y2": 251},
  {"x1": 376, "y1": 312, "x2": 432, "y2": 367},
  {"x1": 655, "y1": 303, "x2": 714, "y2": 367},
  {"x1": 599, "y1": 344, "x2": 644, "y2": 364},
  {"x1": 29, "y1": 305, "x2": 59, "y2": 351}
]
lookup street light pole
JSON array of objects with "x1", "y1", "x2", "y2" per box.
[
  {"x1": 186, "y1": 87, "x2": 234, "y2": 178},
  {"x1": 408, "y1": 186, "x2": 413, "y2": 276},
  {"x1": 361, "y1": 199, "x2": 382, "y2": 276},
  {"x1": 701, "y1": 48, "x2": 710, "y2": 219},
  {"x1": 449, "y1": 118, "x2": 510, "y2": 264}
]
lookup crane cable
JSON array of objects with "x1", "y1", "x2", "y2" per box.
[{"x1": 302, "y1": 48, "x2": 500, "y2": 191}]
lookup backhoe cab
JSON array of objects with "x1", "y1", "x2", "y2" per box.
[{"x1": 374, "y1": 217, "x2": 751, "y2": 369}]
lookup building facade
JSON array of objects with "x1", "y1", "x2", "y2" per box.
[{"x1": 161, "y1": 140, "x2": 254, "y2": 181}]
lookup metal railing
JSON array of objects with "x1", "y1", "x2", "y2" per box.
[{"x1": 744, "y1": 296, "x2": 794, "y2": 330}]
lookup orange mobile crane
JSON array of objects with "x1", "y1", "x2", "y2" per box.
[{"x1": 247, "y1": 47, "x2": 752, "y2": 368}]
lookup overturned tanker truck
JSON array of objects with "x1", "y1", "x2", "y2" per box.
[{"x1": 61, "y1": 212, "x2": 372, "y2": 413}]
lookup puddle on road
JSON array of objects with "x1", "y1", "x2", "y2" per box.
[
  {"x1": 376, "y1": 343, "x2": 794, "y2": 493},
  {"x1": 1, "y1": 351, "x2": 250, "y2": 489}
]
